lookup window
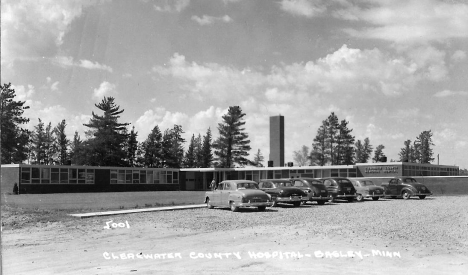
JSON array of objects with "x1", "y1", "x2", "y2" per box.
[
  {"x1": 110, "y1": 170, "x2": 118, "y2": 184},
  {"x1": 140, "y1": 170, "x2": 146, "y2": 184},
  {"x1": 118, "y1": 170, "x2": 126, "y2": 184},
  {"x1": 78, "y1": 169, "x2": 86, "y2": 183},
  {"x1": 173, "y1": 171, "x2": 178, "y2": 184},
  {"x1": 331, "y1": 169, "x2": 339, "y2": 177},
  {"x1": 60, "y1": 168, "x2": 69, "y2": 183},
  {"x1": 21, "y1": 168, "x2": 31, "y2": 183},
  {"x1": 294, "y1": 180, "x2": 303, "y2": 187},
  {"x1": 225, "y1": 183, "x2": 231, "y2": 189},
  {"x1": 133, "y1": 170, "x2": 140, "y2": 183},
  {"x1": 69, "y1": 169, "x2": 78, "y2": 184},
  {"x1": 32, "y1": 167, "x2": 40, "y2": 183},
  {"x1": 86, "y1": 169, "x2": 94, "y2": 184},
  {"x1": 146, "y1": 170, "x2": 154, "y2": 184},
  {"x1": 41, "y1": 168, "x2": 50, "y2": 183},
  {"x1": 126, "y1": 170, "x2": 132, "y2": 183}
]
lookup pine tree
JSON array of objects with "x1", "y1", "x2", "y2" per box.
[
  {"x1": 336, "y1": 119, "x2": 355, "y2": 165},
  {"x1": 125, "y1": 126, "x2": 139, "y2": 167},
  {"x1": 399, "y1": 140, "x2": 412, "y2": 162},
  {"x1": 53, "y1": 119, "x2": 69, "y2": 165},
  {"x1": 372, "y1": 144, "x2": 386, "y2": 163},
  {"x1": 161, "y1": 125, "x2": 185, "y2": 168},
  {"x1": 201, "y1": 127, "x2": 213, "y2": 168},
  {"x1": 415, "y1": 130, "x2": 434, "y2": 163},
  {"x1": 31, "y1": 119, "x2": 46, "y2": 164},
  {"x1": 141, "y1": 125, "x2": 163, "y2": 167},
  {"x1": 355, "y1": 137, "x2": 373, "y2": 163},
  {"x1": 293, "y1": 145, "x2": 310, "y2": 166},
  {"x1": 194, "y1": 134, "x2": 203, "y2": 167},
  {"x1": 183, "y1": 134, "x2": 196, "y2": 168},
  {"x1": 83, "y1": 97, "x2": 130, "y2": 166},
  {"x1": 70, "y1": 131, "x2": 85, "y2": 165},
  {"x1": 213, "y1": 106, "x2": 251, "y2": 167},
  {"x1": 311, "y1": 120, "x2": 329, "y2": 166},
  {"x1": 252, "y1": 149, "x2": 265, "y2": 167},
  {"x1": 326, "y1": 112, "x2": 339, "y2": 165},
  {"x1": 1, "y1": 83, "x2": 30, "y2": 164}
]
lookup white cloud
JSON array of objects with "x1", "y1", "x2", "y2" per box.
[
  {"x1": 93, "y1": 81, "x2": 117, "y2": 100},
  {"x1": 434, "y1": 90, "x2": 468, "y2": 98},
  {"x1": 53, "y1": 56, "x2": 113, "y2": 72},
  {"x1": 451, "y1": 50, "x2": 467, "y2": 62},
  {"x1": 280, "y1": 0, "x2": 327, "y2": 18},
  {"x1": 154, "y1": 0, "x2": 190, "y2": 13},
  {"x1": 1, "y1": 0, "x2": 101, "y2": 65},
  {"x1": 336, "y1": 0, "x2": 468, "y2": 44},
  {"x1": 12, "y1": 84, "x2": 35, "y2": 101},
  {"x1": 192, "y1": 15, "x2": 233, "y2": 26},
  {"x1": 51, "y1": 81, "x2": 60, "y2": 92}
]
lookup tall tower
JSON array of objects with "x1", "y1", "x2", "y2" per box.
[{"x1": 269, "y1": 115, "x2": 284, "y2": 167}]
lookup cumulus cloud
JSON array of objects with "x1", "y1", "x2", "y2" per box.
[
  {"x1": 53, "y1": 56, "x2": 113, "y2": 72},
  {"x1": 451, "y1": 50, "x2": 467, "y2": 62},
  {"x1": 335, "y1": 0, "x2": 468, "y2": 44},
  {"x1": 12, "y1": 84, "x2": 36, "y2": 102},
  {"x1": 154, "y1": 0, "x2": 190, "y2": 13},
  {"x1": 434, "y1": 90, "x2": 468, "y2": 98},
  {"x1": 280, "y1": 0, "x2": 327, "y2": 18},
  {"x1": 93, "y1": 81, "x2": 117, "y2": 100},
  {"x1": 51, "y1": 81, "x2": 60, "y2": 92},
  {"x1": 1, "y1": 0, "x2": 101, "y2": 65},
  {"x1": 192, "y1": 15, "x2": 233, "y2": 26}
]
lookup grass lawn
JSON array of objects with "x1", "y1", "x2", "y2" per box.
[{"x1": 1, "y1": 191, "x2": 207, "y2": 211}]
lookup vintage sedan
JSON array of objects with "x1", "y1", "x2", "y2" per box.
[
  {"x1": 320, "y1": 177, "x2": 357, "y2": 202},
  {"x1": 204, "y1": 180, "x2": 273, "y2": 212},
  {"x1": 381, "y1": 177, "x2": 432, "y2": 200},
  {"x1": 258, "y1": 179, "x2": 304, "y2": 207},
  {"x1": 289, "y1": 178, "x2": 331, "y2": 205},
  {"x1": 349, "y1": 178, "x2": 385, "y2": 201}
]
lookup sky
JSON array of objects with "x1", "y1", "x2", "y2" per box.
[{"x1": 2, "y1": 0, "x2": 468, "y2": 169}]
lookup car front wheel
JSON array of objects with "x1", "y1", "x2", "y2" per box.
[
  {"x1": 419, "y1": 195, "x2": 426, "y2": 199},
  {"x1": 230, "y1": 201, "x2": 239, "y2": 212},
  {"x1": 402, "y1": 191, "x2": 411, "y2": 200},
  {"x1": 206, "y1": 198, "x2": 214, "y2": 209},
  {"x1": 356, "y1": 194, "x2": 364, "y2": 202}
]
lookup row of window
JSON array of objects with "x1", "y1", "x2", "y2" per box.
[
  {"x1": 21, "y1": 167, "x2": 94, "y2": 184},
  {"x1": 221, "y1": 169, "x2": 358, "y2": 181},
  {"x1": 110, "y1": 170, "x2": 178, "y2": 184}
]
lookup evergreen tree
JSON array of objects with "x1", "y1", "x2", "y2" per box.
[
  {"x1": 1, "y1": 83, "x2": 30, "y2": 164},
  {"x1": 31, "y1": 119, "x2": 46, "y2": 164},
  {"x1": 70, "y1": 131, "x2": 85, "y2": 165},
  {"x1": 83, "y1": 97, "x2": 130, "y2": 166},
  {"x1": 125, "y1": 126, "x2": 139, "y2": 167},
  {"x1": 308, "y1": 148, "x2": 322, "y2": 166},
  {"x1": 194, "y1": 134, "x2": 203, "y2": 167},
  {"x1": 201, "y1": 127, "x2": 213, "y2": 168},
  {"x1": 53, "y1": 119, "x2": 69, "y2": 165},
  {"x1": 326, "y1": 112, "x2": 339, "y2": 165},
  {"x1": 311, "y1": 120, "x2": 329, "y2": 166},
  {"x1": 372, "y1": 144, "x2": 386, "y2": 163},
  {"x1": 252, "y1": 149, "x2": 265, "y2": 167},
  {"x1": 415, "y1": 130, "x2": 434, "y2": 163},
  {"x1": 399, "y1": 139, "x2": 412, "y2": 162},
  {"x1": 161, "y1": 125, "x2": 185, "y2": 168},
  {"x1": 141, "y1": 125, "x2": 163, "y2": 167},
  {"x1": 293, "y1": 145, "x2": 310, "y2": 166},
  {"x1": 213, "y1": 106, "x2": 251, "y2": 167},
  {"x1": 336, "y1": 119, "x2": 355, "y2": 165},
  {"x1": 183, "y1": 134, "x2": 196, "y2": 168},
  {"x1": 355, "y1": 137, "x2": 373, "y2": 163}
]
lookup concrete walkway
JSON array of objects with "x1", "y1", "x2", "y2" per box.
[{"x1": 68, "y1": 204, "x2": 207, "y2": 218}]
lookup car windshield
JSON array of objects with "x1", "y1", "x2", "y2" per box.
[
  {"x1": 337, "y1": 179, "x2": 353, "y2": 186},
  {"x1": 362, "y1": 180, "x2": 375, "y2": 186},
  {"x1": 403, "y1": 178, "x2": 417, "y2": 183},
  {"x1": 305, "y1": 180, "x2": 321, "y2": 185},
  {"x1": 236, "y1": 182, "x2": 258, "y2": 189}
]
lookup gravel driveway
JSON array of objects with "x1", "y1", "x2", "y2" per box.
[{"x1": 2, "y1": 196, "x2": 468, "y2": 274}]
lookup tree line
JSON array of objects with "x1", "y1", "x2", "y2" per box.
[
  {"x1": 1, "y1": 83, "x2": 263, "y2": 168},
  {"x1": 293, "y1": 112, "x2": 436, "y2": 166}
]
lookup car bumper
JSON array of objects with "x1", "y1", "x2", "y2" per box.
[
  {"x1": 363, "y1": 193, "x2": 385, "y2": 198},
  {"x1": 412, "y1": 192, "x2": 432, "y2": 196},
  {"x1": 233, "y1": 201, "x2": 273, "y2": 208},
  {"x1": 276, "y1": 196, "x2": 302, "y2": 202},
  {"x1": 304, "y1": 195, "x2": 331, "y2": 201},
  {"x1": 334, "y1": 194, "x2": 356, "y2": 198}
]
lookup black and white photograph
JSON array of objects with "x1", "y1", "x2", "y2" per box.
[{"x1": 1, "y1": 0, "x2": 467, "y2": 274}]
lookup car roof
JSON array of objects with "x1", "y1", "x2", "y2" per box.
[
  {"x1": 220, "y1": 180, "x2": 257, "y2": 183},
  {"x1": 260, "y1": 179, "x2": 291, "y2": 182}
]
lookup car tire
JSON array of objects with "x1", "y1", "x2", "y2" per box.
[
  {"x1": 356, "y1": 194, "x2": 364, "y2": 202},
  {"x1": 372, "y1": 197, "x2": 380, "y2": 201},
  {"x1": 419, "y1": 195, "x2": 426, "y2": 199},
  {"x1": 258, "y1": 206, "x2": 266, "y2": 211},
  {"x1": 230, "y1": 201, "x2": 239, "y2": 212},
  {"x1": 317, "y1": 200, "x2": 326, "y2": 205},
  {"x1": 347, "y1": 197, "x2": 354, "y2": 203},
  {"x1": 402, "y1": 191, "x2": 411, "y2": 200},
  {"x1": 391, "y1": 196, "x2": 397, "y2": 199},
  {"x1": 206, "y1": 198, "x2": 214, "y2": 209},
  {"x1": 293, "y1": 201, "x2": 301, "y2": 207}
]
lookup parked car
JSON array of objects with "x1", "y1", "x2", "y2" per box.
[
  {"x1": 320, "y1": 177, "x2": 357, "y2": 202},
  {"x1": 204, "y1": 180, "x2": 273, "y2": 212},
  {"x1": 349, "y1": 178, "x2": 385, "y2": 201},
  {"x1": 258, "y1": 179, "x2": 304, "y2": 207},
  {"x1": 381, "y1": 177, "x2": 432, "y2": 200},
  {"x1": 289, "y1": 177, "x2": 331, "y2": 205}
]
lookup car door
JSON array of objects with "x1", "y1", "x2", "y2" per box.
[
  {"x1": 396, "y1": 179, "x2": 404, "y2": 194},
  {"x1": 387, "y1": 179, "x2": 397, "y2": 195},
  {"x1": 213, "y1": 183, "x2": 223, "y2": 205},
  {"x1": 222, "y1": 182, "x2": 232, "y2": 206}
]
